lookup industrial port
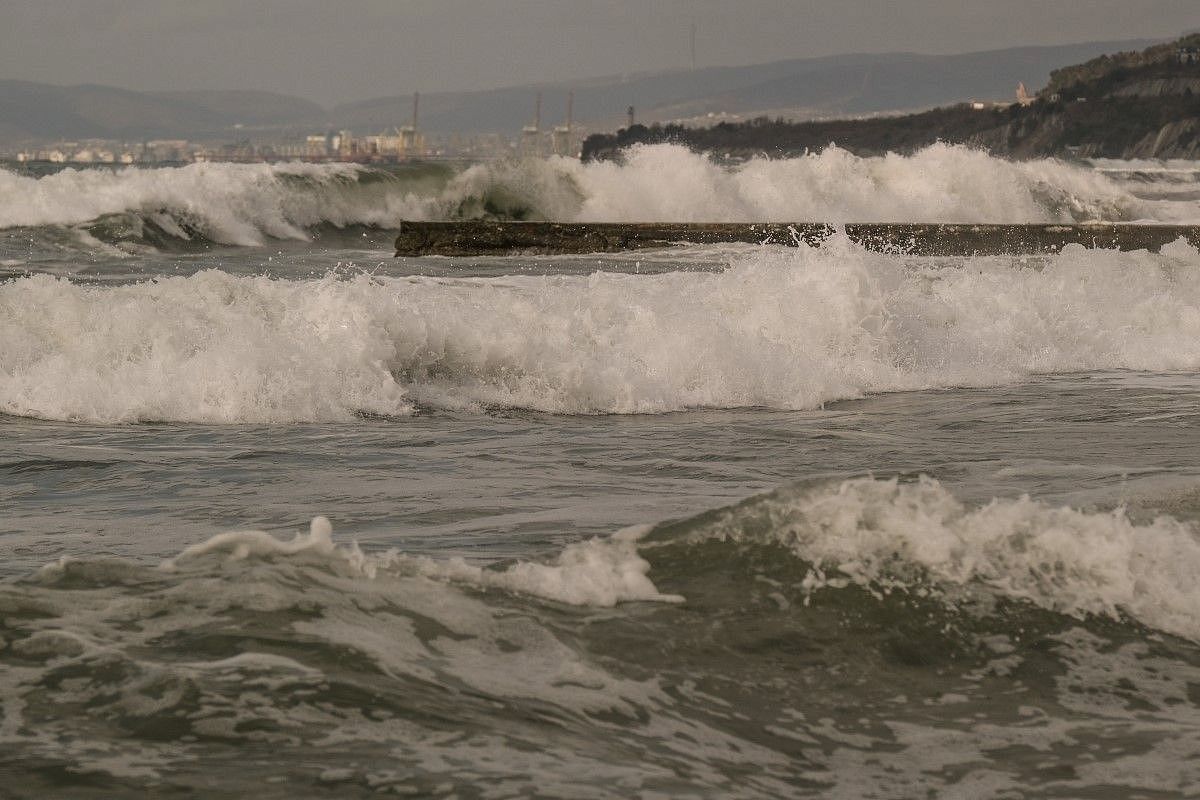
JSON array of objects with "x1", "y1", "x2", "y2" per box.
[{"x1": 5, "y1": 91, "x2": 585, "y2": 166}]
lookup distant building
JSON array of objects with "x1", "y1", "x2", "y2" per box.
[
  {"x1": 1178, "y1": 47, "x2": 1199, "y2": 65},
  {"x1": 362, "y1": 126, "x2": 424, "y2": 160},
  {"x1": 1016, "y1": 82, "x2": 1036, "y2": 106},
  {"x1": 146, "y1": 140, "x2": 191, "y2": 162},
  {"x1": 398, "y1": 125, "x2": 424, "y2": 157},
  {"x1": 305, "y1": 134, "x2": 331, "y2": 159},
  {"x1": 335, "y1": 130, "x2": 356, "y2": 158}
]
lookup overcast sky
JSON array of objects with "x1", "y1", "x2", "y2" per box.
[{"x1": 2, "y1": 0, "x2": 1195, "y2": 106}]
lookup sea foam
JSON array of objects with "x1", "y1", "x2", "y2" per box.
[
  {"x1": 164, "y1": 516, "x2": 680, "y2": 607},
  {"x1": 682, "y1": 475, "x2": 1200, "y2": 642},
  {"x1": 0, "y1": 161, "x2": 425, "y2": 246},
  {"x1": 4, "y1": 237, "x2": 1200, "y2": 423},
  {"x1": 158, "y1": 473, "x2": 1200, "y2": 639},
  {"x1": 1, "y1": 144, "x2": 1195, "y2": 249}
]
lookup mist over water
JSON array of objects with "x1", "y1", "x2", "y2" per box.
[{"x1": 4, "y1": 146, "x2": 1200, "y2": 797}]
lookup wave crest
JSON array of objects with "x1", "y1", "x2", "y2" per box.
[
  {"x1": 2, "y1": 144, "x2": 1195, "y2": 252},
  {"x1": 654, "y1": 475, "x2": 1200, "y2": 641},
  {"x1": 143, "y1": 473, "x2": 1200, "y2": 641},
  {"x1": 4, "y1": 238, "x2": 1200, "y2": 422}
]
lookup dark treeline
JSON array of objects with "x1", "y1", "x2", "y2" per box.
[
  {"x1": 582, "y1": 106, "x2": 1021, "y2": 161},
  {"x1": 582, "y1": 35, "x2": 1200, "y2": 162}
]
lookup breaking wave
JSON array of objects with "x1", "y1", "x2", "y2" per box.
[
  {"x1": 2, "y1": 144, "x2": 1196, "y2": 251},
  {"x1": 7, "y1": 476, "x2": 1200, "y2": 795},
  {"x1": 4, "y1": 236, "x2": 1200, "y2": 423},
  {"x1": 651, "y1": 475, "x2": 1200, "y2": 642},
  {"x1": 153, "y1": 474, "x2": 1200, "y2": 639}
]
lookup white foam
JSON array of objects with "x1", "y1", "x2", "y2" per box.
[
  {"x1": 2, "y1": 145, "x2": 1196, "y2": 244},
  {"x1": 436, "y1": 143, "x2": 1196, "y2": 223},
  {"x1": 416, "y1": 524, "x2": 684, "y2": 606},
  {"x1": 695, "y1": 475, "x2": 1200, "y2": 641},
  {"x1": 568, "y1": 143, "x2": 1186, "y2": 223},
  {"x1": 163, "y1": 516, "x2": 337, "y2": 569},
  {"x1": 5, "y1": 237, "x2": 1200, "y2": 423},
  {"x1": 158, "y1": 471, "x2": 1200, "y2": 637},
  {"x1": 0, "y1": 271, "x2": 413, "y2": 423},
  {"x1": 0, "y1": 161, "x2": 429, "y2": 245},
  {"x1": 165, "y1": 517, "x2": 681, "y2": 607},
  {"x1": 1090, "y1": 157, "x2": 1200, "y2": 175}
]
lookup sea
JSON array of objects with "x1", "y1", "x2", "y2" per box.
[{"x1": 3, "y1": 143, "x2": 1200, "y2": 798}]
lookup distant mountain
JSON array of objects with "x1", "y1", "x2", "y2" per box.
[
  {"x1": 0, "y1": 38, "x2": 1167, "y2": 143},
  {"x1": 334, "y1": 39, "x2": 1164, "y2": 134},
  {"x1": 0, "y1": 83, "x2": 325, "y2": 141},
  {"x1": 582, "y1": 34, "x2": 1200, "y2": 161},
  {"x1": 148, "y1": 91, "x2": 326, "y2": 128}
]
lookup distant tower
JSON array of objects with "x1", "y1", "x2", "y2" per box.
[
  {"x1": 521, "y1": 92, "x2": 543, "y2": 157},
  {"x1": 399, "y1": 91, "x2": 422, "y2": 157},
  {"x1": 627, "y1": 105, "x2": 635, "y2": 128},
  {"x1": 553, "y1": 91, "x2": 574, "y2": 156},
  {"x1": 1015, "y1": 82, "x2": 1034, "y2": 107}
]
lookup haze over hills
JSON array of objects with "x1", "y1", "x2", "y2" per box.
[
  {"x1": 0, "y1": 83, "x2": 326, "y2": 142},
  {"x1": 335, "y1": 38, "x2": 1163, "y2": 133},
  {"x1": 0, "y1": 38, "x2": 1163, "y2": 142}
]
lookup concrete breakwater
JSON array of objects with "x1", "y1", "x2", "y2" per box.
[{"x1": 394, "y1": 221, "x2": 1200, "y2": 257}]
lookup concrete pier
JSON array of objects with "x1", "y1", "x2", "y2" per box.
[{"x1": 394, "y1": 221, "x2": 1200, "y2": 257}]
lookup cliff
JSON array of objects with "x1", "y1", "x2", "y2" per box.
[{"x1": 582, "y1": 35, "x2": 1200, "y2": 162}]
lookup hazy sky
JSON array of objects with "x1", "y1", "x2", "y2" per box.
[{"x1": 2, "y1": 0, "x2": 1195, "y2": 106}]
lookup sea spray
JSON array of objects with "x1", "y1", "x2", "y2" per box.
[
  {"x1": 4, "y1": 237, "x2": 1200, "y2": 423},
  {"x1": 660, "y1": 475, "x2": 1200, "y2": 642},
  {"x1": 153, "y1": 476, "x2": 1200, "y2": 638},
  {"x1": 2, "y1": 144, "x2": 1196, "y2": 252}
]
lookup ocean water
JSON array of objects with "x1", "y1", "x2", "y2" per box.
[{"x1": 4, "y1": 144, "x2": 1200, "y2": 797}]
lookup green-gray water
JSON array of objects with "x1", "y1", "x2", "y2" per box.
[{"x1": 4, "y1": 149, "x2": 1200, "y2": 797}]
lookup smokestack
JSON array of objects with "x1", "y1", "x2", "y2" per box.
[
  {"x1": 411, "y1": 91, "x2": 420, "y2": 131},
  {"x1": 566, "y1": 91, "x2": 573, "y2": 130}
]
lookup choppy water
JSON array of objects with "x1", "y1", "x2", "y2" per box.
[{"x1": 4, "y1": 145, "x2": 1200, "y2": 798}]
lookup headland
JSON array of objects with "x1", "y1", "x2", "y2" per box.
[{"x1": 582, "y1": 35, "x2": 1200, "y2": 161}]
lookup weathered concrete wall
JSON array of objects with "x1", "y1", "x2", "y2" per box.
[{"x1": 395, "y1": 221, "x2": 1200, "y2": 257}]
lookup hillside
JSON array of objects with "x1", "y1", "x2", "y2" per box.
[
  {"x1": 581, "y1": 35, "x2": 1200, "y2": 161},
  {"x1": 149, "y1": 91, "x2": 326, "y2": 128},
  {"x1": 0, "y1": 83, "x2": 325, "y2": 142},
  {"x1": 334, "y1": 39, "x2": 1160, "y2": 133},
  {"x1": 0, "y1": 38, "x2": 1161, "y2": 143}
]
